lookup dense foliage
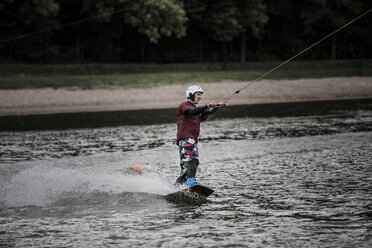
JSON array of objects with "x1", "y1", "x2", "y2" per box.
[{"x1": 0, "y1": 0, "x2": 371, "y2": 63}]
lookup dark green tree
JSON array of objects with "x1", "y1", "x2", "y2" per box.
[
  {"x1": 124, "y1": 0, "x2": 187, "y2": 43},
  {"x1": 235, "y1": 0, "x2": 268, "y2": 62},
  {"x1": 0, "y1": 0, "x2": 59, "y2": 62},
  {"x1": 78, "y1": 0, "x2": 187, "y2": 62},
  {"x1": 184, "y1": 0, "x2": 267, "y2": 62},
  {"x1": 0, "y1": 0, "x2": 370, "y2": 63},
  {"x1": 298, "y1": 0, "x2": 362, "y2": 59}
]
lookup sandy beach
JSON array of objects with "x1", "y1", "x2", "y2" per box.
[{"x1": 1, "y1": 76, "x2": 372, "y2": 116}]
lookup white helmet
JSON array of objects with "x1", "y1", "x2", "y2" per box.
[{"x1": 186, "y1": 85, "x2": 203, "y2": 99}]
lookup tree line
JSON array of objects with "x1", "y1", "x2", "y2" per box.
[{"x1": 1, "y1": 0, "x2": 371, "y2": 64}]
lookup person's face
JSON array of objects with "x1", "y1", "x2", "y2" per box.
[{"x1": 194, "y1": 92, "x2": 203, "y2": 104}]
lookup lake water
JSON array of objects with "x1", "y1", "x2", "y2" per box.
[{"x1": 1, "y1": 103, "x2": 371, "y2": 247}]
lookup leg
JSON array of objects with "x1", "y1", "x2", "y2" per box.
[
  {"x1": 187, "y1": 159, "x2": 199, "y2": 178},
  {"x1": 176, "y1": 138, "x2": 199, "y2": 185},
  {"x1": 176, "y1": 159, "x2": 199, "y2": 185},
  {"x1": 176, "y1": 171, "x2": 187, "y2": 184},
  {"x1": 185, "y1": 158, "x2": 199, "y2": 186}
]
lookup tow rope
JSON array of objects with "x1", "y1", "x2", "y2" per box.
[{"x1": 216, "y1": 8, "x2": 372, "y2": 105}]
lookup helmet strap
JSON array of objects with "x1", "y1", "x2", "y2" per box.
[{"x1": 189, "y1": 93, "x2": 195, "y2": 101}]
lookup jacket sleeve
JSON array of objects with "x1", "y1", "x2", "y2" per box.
[
  {"x1": 185, "y1": 105, "x2": 209, "y2": 116},
  {"x1": 201, "y1": 107, "x2": 218, "y2": 120}
]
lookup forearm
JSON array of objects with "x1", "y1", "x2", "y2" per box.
[
  {"x1": 201, "y1": 107, "x2": 218, "y2": 120},
  {"x1": 185, "y1": 105, "x2": 209, "y2": 116}
]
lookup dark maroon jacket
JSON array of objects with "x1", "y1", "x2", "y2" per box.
[{"x1": 176, "y1": 101, "x2": 203, "y2": 144}]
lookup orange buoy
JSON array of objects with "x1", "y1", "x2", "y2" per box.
[{"x1": 131, "y1": 164, "x2": 143, "y2": 174}]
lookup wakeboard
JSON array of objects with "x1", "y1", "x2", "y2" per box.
[{"x1": 164, "y1": 184, "x2": 214, "y2": 203}]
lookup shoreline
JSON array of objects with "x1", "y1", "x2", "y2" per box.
[
  {"x1": 1, "y1": 98, "x2": 372, "y2": 131},
  {"x1": 1, "y1": 77, "x2": 372, "y2": 116}
]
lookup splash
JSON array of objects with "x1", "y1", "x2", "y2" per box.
[{"x1": 1, "y1": 161, "x2": 175, "y2": 207}]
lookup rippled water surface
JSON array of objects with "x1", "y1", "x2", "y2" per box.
[{"x1": 1, "y1": 109, "x2": 372, "y2": 247}]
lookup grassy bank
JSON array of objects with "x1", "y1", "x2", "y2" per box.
[{"x1": 1, "y1": 59, "x2": 371, "y2": 89}]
